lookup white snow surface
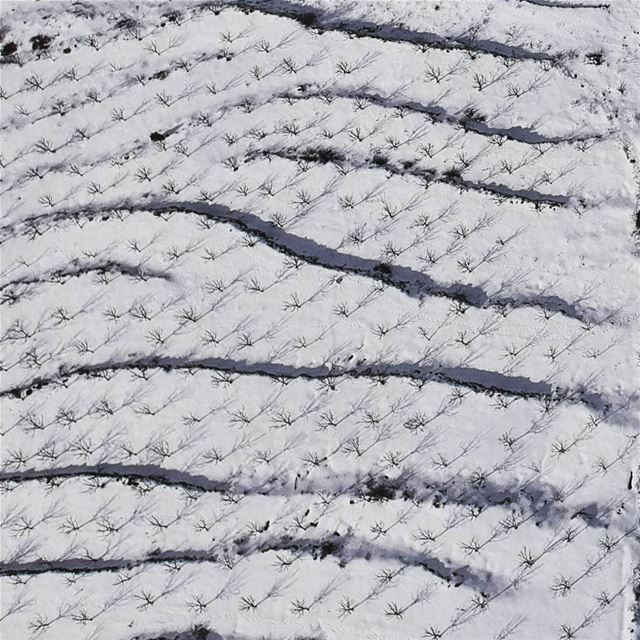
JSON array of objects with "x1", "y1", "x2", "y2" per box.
[{"x1": 0, "y1": 1, "x2": 639, "y2": 639}]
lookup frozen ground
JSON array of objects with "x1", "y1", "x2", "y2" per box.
[{"x1": 0, "y1": 1, "x2": 639, "y2": 639}]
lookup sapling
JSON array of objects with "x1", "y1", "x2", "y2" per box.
[
  {"x1": 223, "y1": 157, "x2": 241, "y2": 171},
  {"x1": 145, "y1": 40, "x2": 165, "y2": 56},
  {"x1": 348, "y1": 126, "x2": 367, "y2": 143},
  {"x1": 14, "y1": 103, "x2": 32, "y2": 118},
  {"x1": 280, "y1": 57, "x2": 300, "y2": 74},
  {"x1": 424, "y1": 64, "x2": 445, "y2": 83},
  {"x1": 38, "y1": 193, "x2": 56, "y2": 208},
  {"x1": 25, "y1": 74, "x2": 45, "y2": 91},
  {"x1": 338, "y1": 596, "x2": 357, "y2": 616},
  {"x1": 472, "y1": 73, "x2": 488, "y2": 91},
  {"x1": 51, "y1": 99, "x2": 67, "y2": 116},
  {"x1": 34, "y1": 137, "x2": 56, "y2": 153}
]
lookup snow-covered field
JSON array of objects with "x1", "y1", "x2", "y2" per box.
[{"x1": 1, "y1": 1, "x2": 639, "y2": 639}]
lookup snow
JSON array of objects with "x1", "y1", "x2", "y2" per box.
[{"x1": 0, "y1": 1, "x2": 638, "y2": 639}]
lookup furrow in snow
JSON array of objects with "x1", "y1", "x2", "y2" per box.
[
  {"x1": 520, "y1": 0, "x2": 610, "y2": 8},
  {"x1": 227, "y1": 0, "x2": 561, "y2": 63},
  {"x1": 278, "y1": 85, "x2": 600, "y2": 146},
  {"x1": 0, "y1": 465, "x2": 612, "y2": 530},
  {"x1": 0, "y1": 532, "x2": 500, "y2": 589},
  {"x1": 1, "y1": 203, "x2": 596, "y2": 323},
  {"x1": 0, "y1": 355, "x2": 607, "y2": 411},
  {"x1": 257, "y1": 146, "x2": 571, "y2": 207},
  {"x1": 0, "y1": 261, "x2": 172, "y2": 295}
]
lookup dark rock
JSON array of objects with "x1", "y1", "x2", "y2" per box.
[
  {"x1": 1, "y1": 41, "x2": 17, "y2": 56},
  {"x1": 30, "y1": 34, "x2": 52, "y2": 51}
]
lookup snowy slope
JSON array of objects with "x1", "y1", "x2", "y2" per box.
[{"x1": 0, "y1": 1, "x2": 639, "y2": 639}]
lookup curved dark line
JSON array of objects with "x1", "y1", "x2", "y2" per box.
[
  {"x1": 0, "y1": 261, "x2": 171, "y2": 293},
  {"x1": 1, "y1": 202, "x2": 594, "y2": 323},
  {"x1": 0, "y1": 531, "x2": 499, "y2": 589},
  {"x1": 279, "y1": 86, "x2": 600, "y2": 146},
  {"x1": 0, "y1": 465, "x2": 609, "y2": 530},
  {"x1": 145, "y1": 202, "x2": 580, "y2": 312},
  {"x1": 228, "y1": 0, "x2": 561, "y2": 62},
  {"x1": 132, "y1": 632, "x2": 306, "y2": 640},
  {"x1": 520, "y1": 0, "x2": 609, "y2": 8},
  {"x1": 0, "y1": 464, "x2": 232, "y2": 494},
  {"x1": 258, "y1": 146, "x2": 570, "y2": 207},
  {"x1": 0, "y1": 355, "x2": 606, "y2": 411}
]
